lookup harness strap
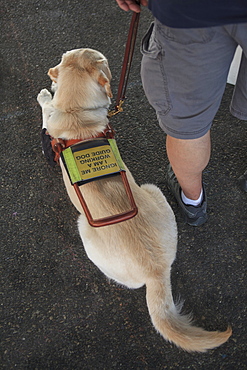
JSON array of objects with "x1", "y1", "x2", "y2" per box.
[{"x1": 50, "y1": 124, "x2": 115, "y2": 163}]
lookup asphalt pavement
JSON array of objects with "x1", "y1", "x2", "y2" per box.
[{"x1": 1, "y1": 1, "x2": 246, "y2": 368}]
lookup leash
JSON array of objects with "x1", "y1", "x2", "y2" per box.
[{"x1": 108, "y1": 1, "x2": 140, "y2": 117}]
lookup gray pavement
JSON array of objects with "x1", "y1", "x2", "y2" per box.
[{"x1": 1, "y1": 1, "x2": 246, "y2": 368}]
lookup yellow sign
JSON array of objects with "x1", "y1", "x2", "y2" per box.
[{"x1": 62, "y1": 139, "x2": 124, "y2": 184}]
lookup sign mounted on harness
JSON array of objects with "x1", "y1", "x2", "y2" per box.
[{"x1": 61, "y1": 138, "x2": 125, "y2": 186}]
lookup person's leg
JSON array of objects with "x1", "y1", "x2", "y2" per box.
[
  {"x1": 167, "y1": 23, "x2": 247, "y2": 202},
  {"x1": 166, "y1": 131, "x2": 211, "y2": 201},
  {"x1": 141, "y1": 21, "x2": 238, "y2": 225}
]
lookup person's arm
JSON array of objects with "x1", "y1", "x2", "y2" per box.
[{"x1": 115, "y1": 0, "x2": 148, "y2": 13}]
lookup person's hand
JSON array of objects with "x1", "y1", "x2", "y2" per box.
[{"x1": 115, "y1": 0, "x2": 148, "y2": 13}]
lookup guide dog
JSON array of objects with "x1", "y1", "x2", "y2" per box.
[{"x1": 37, "y1": 48, "x2": 231, "y2": 352}]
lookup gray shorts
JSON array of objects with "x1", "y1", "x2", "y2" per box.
[{"x1": 141, "y1": 20, "x2": 247, "y2": 139}]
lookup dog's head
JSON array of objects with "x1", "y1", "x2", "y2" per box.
[
  {"x1": 45, "y1": 49, "x2": 113, "y2": 138},
  {"x1": 48, "y1": 48, "x2": 113, "y2": 110}
]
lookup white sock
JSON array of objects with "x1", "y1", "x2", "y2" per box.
[{"x1": 181, "y1": 189, "x2": 203, "y2": 207}]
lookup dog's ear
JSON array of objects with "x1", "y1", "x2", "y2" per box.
[
  {"x1": 98, "y1": 70, "x2": 113, "y2": 98},
  {"x1": 97, "y1": 59, "x2": 112, "y2": 80},
  {"x1": 48, "y1": 67, "x2": 59, "y2": 83}
]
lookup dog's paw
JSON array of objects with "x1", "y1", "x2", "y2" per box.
[
  {"x1": 51, "y1": 81, "x2": 58, "y2": 93},
  {"x1": 37, "y1": 89, "x2": 52, "y2": 106}
]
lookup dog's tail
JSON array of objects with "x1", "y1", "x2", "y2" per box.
[{"x1": 146, "y1": 277, "x2": 232, "y2": 352}]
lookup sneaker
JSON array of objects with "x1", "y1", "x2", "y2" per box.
[{"x1": 166, "y1": 164, "x2": 208, "y2": 226}]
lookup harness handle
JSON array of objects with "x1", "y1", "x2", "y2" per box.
[{"x1": 73, "y1": 171, "x2": 138, "y2": 227}]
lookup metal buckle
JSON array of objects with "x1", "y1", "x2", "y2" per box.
[{"x1": 107, "y1": 100, "x2": 124, "y2": 118}]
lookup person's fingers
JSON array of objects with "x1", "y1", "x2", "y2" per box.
[
  {"x1": 115, "y1": 0, "x2": 131, "y2": 11},
  {"x1": 140, "y1": 0, "x2": 148, "y2": 7},
  {"x1": 115, "y1": 0, "x2": 142, "y2": 12}
]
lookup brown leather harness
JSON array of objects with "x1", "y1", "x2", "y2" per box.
[{"x1": 51, "y1": 125, "x2": 114, "y2": 164}]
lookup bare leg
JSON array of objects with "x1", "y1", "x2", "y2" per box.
[{"x1": 166, "y1": 131, "x2": 211, "y2": 200}]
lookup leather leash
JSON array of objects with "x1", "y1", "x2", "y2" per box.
[{"x1": 108, "y1": 1, "x2": 141, "y2": 117}]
